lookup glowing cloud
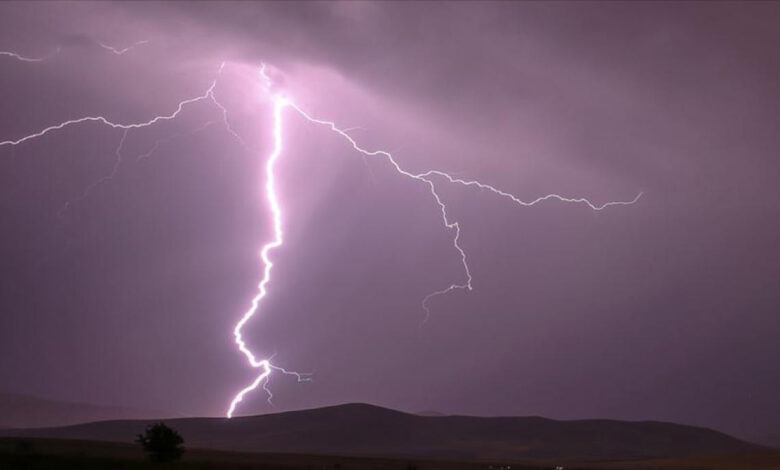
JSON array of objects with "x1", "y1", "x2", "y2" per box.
[{"x1": 0, "y1": 51, "x2": 641, "y2": 419}]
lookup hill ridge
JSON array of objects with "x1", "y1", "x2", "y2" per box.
[
  {"x1": 0, "y1": 391, "x2": 178, "y2": 429},
  {"x1": 1, "y1": 401, "x2": 761, "y2": 460}
]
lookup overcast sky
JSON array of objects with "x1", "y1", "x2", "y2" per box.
[{"x1": 1, "y1": 1, "x2": 779, "y2": 444}]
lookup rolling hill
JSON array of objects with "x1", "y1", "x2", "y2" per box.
[
  {"x1": 0, "y1": 392, "x2": 177, "y2": 429},
  {"x1": 1, "y1": 403, "x2": 762, "y2": 461}
]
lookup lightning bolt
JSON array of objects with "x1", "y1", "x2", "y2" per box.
[
  {"x1": 58, "y1": 119, "x2": 226, "y2": 218},
  {"x1": 1, "y1": 39, "x2": 146, "y2": 63},
  {"x1": 225, "y1": 65, "x2": 641, "y2": 417},
  {"x1": 226, "y1": 93, "x2": 311, "y2": 418},
  {"x1": 0, "y1": 81, "x2": 216, "y2": 147},
  {"x1": 0, "y1": 49, "x2": 641, "y2": 419},
  {"x1": 57, "y1": 128, "x2": 129, "y2": 219},
  {"x1": 0, "y1": 53, "x2": 309, "y2": 417},
  {"x1": 1, "y1": 60, "x2": 246, "y2": 222},
  {"x1": 96, "y1": 39, "x2": 150, "y2": 55},
  {"x1": 0, "y1": 47, "x2": 60, "y2": 62}
]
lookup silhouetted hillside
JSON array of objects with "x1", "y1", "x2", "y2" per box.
[
  {"x1": 0, "y1": 392, "x2": 176, "y2": 429},
  {"x1": 1, "y1": 403, "x2": 762, "y2": 460}
]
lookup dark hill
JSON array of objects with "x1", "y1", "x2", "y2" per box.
[
  {"x1": 1, "y1": 403, "x2": 762, "y2": 460},
  {"x1": 0, "y1": 392, "x2": 177, "y2": 429}
]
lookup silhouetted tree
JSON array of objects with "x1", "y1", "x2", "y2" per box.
[
  {"x1": 136, "y1": 422, "x2": 184, "y2": 462},
  {"x1": 14, "y1": 439, "x2": 33, "y2": 453}
]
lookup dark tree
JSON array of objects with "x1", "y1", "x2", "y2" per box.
[
  {"x1": 136, "y1": 422, "x2": 185, "y2": 462},
  {"x1": 14, "y1": 439, "x2": 33, "y2": 453}
]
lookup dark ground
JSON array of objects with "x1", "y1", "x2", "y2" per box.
[{"x1": 3, "y1": 437, "x2": 780, "y2": 470}]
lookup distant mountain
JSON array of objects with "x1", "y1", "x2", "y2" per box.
[
  {"x1": 0, "y1": 392, "x2": 177, "y2": 429},
  {"x1": 2, "y1": 403, "x2": 762, "y2": 460}
]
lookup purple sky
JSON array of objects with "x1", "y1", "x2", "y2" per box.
[{"x1": 1, "y1": 1, "x2": 779, "y2": 443}]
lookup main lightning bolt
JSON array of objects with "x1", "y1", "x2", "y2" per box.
[
  {"x1": 0, "y1": 49, "x2": 641, "y2": 419},
  {"x1": 226, "y1": 93, "x2": 311, "y2": 418},
  {"x1": 225, "y1": 65, "x2": 641, "y2": 416}
]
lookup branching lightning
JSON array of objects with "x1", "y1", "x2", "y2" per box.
[
  {"x1": 57, "y1": 128, "x2": 129, "y2": 219},
  {"x1": 2, "y1": 59, "x2": 245, "y2": 218},
  {"x1": 97, "y1": 39, "x2": 150, "y2": 55},
  {"x1": 0, "y1": 47, "x2": 60, "y2": 62},
  {"x1": 0, "y1": 76, "x2": 216, "y2": 147},
  {"x1": 0, "y1": 47, "x2": 641, "y2": 419},
  {"x1": 0, "y1": 39, "x2": 145, "y2": 63}
]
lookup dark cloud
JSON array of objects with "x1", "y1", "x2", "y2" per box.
[{"x1": 1, "y1": 1, "x2": 779, "y2": 445}]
